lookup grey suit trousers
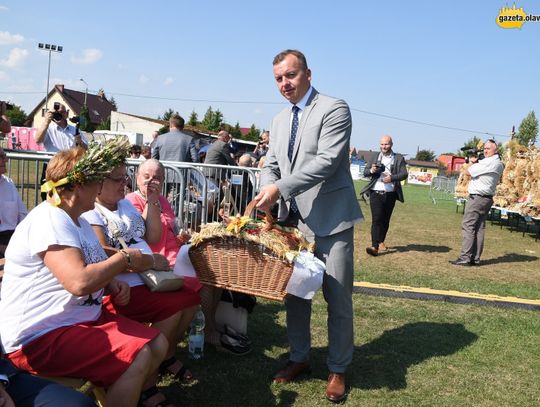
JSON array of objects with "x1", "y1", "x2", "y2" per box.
[
  {"x1": 286, "y1": 225, "x2": 354, "y2": 373},
  {"x1": 458, "y1": 195, "x2": 493, "y2": 263}
]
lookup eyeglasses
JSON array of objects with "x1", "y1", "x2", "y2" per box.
[{"x1": 106, "y1": 175, "x2": 130, "y2": 183}]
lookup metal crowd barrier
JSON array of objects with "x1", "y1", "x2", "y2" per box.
[
  {"x1": 3, "y1": 151, "x2": 261, "y2": 232},
  {"x1": 429, "y1": 176, "x2": 458, "y2": 204}
]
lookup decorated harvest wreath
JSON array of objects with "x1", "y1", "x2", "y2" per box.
[{"x1": 41, "y1": 137, "x2": 131, "y2": 206}]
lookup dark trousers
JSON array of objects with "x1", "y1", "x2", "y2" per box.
[
  {"x1": 6, "y1": 373, "x2": 96, "y2": 407},
  {"x1": 369, "y1": 191, "x2": 397, "y2": 248}
]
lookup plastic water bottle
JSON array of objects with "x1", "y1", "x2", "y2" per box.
[{"x1": 188, "y1": 305, "x2": 205, "y2": 360}]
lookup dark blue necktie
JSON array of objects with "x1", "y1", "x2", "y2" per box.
[
  {"x1": 288, "y1": 105, "x2": 300, "y2": 213},
  {"x1": 288, "y1": 105, "x2": 299, "y2": 161}
]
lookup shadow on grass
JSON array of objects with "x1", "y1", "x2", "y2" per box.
[
  {"x1": 166, "y1": 301, "x2": 297, "y2": 407},
  {"x1": 481, "y1": 253, "x2": 538, "y2": 265},
  {"x1": 389, "y1": 244, "x2": 452, "y2": 253},
  {"x1": 345, "y1": 322, "x2": 478, "y2": 391}
]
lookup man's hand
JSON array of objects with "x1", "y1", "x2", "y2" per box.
[
  {"x1": 107, "y1": 279, "x2": 130, "y2": 306},
  {"x1": 254, "y1": 184, "x2": 280, "y2": 212}
]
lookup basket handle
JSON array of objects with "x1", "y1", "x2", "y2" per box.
[{"x1": 244, "y1": 199, "x2": 274, "y2": 224}]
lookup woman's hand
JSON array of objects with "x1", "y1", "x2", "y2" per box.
[
  {"x1": 0, "y1": 383, "x2": 16, "y2": 407},
  {"x1": 107, "y1": 279, "x2": 131, "y2": 306},
  {"x1": 175, "y1": 230, "x2": 191, "y2": 246},
  {"x1": 151, "y1": 253, "x2": 170, "y2": 271},
  {"x1": 125, "y1": 248, "x2": 153, "y2": 272},
  {"x1": 143, "y1": 179, "x2": 161, "y2": 205}
]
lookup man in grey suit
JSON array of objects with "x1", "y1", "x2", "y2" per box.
[
  {"x1": 255, "y1": 49, "x2": 363, "y2": 403},
  {"x1": 204, "y1": 130, "x2": 236, "y2": 182},
  {"x1": 151, "y1": 114, "x2": 197, "y2": 200},
  {"x1": 151, "y1": 114, "x2": 197, "y2": 163}
]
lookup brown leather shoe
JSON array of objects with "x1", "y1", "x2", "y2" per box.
[
  {"x1": 366, "y1": 246, "x2": 378, "y2": 256},
  {"x1": 325, "y1": 372, "x2": 346, "y2": 402},
  {"x1": 273, "y1": 361, "x2": 310, "y2": 383}
]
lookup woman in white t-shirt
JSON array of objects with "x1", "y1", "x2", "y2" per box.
[
  {"x1": 82, "y1": 163, "x2": 200, "y2": 382},
  {"x1": 0, "y1": 144, "x2": 173, "y2": 407}
]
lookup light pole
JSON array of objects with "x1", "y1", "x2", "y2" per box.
[
  {"x1": 38, "y1": 43, "x2": 63, "y2": 112},
  {"x1": 80, "y1": 78, "x2": 88, "y2": 106}
]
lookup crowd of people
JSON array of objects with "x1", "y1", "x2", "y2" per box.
[{"x1": 0, "y1": 49, "x2": 505, "y2": 406}]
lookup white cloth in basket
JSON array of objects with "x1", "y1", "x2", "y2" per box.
[
  {"x1": 173, "y1": 244, "x2": 197, "y2": 278},
  {"x1": 286, "y1": 251, "x2": 325, "y2": 300}
]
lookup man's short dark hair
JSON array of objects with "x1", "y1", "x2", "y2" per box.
[
  {"x1": 273, "y1": 49, "x2": 308, "y2": 71},
  {"x1": 169, "y1": 114, "x2": 185, "y2": 130}
]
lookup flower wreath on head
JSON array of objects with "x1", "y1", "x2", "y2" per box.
[{"x1": 41, "y1": 137, "x2": 131, "y2": 206}]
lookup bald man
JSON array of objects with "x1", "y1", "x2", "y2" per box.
[{"x1": 360, "y1": 135, "x2": 408, "y2": 256}]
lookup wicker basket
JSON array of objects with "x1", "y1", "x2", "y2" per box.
[
  {"x1": 188, "y1": 201, "x2": 294, "y2": 301},
  {"x1": 189, "y1": 237, "x2": 293, "y2": 301}
]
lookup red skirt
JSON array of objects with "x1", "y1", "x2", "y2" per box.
[
  {"x1": 6, "y1": 310, "x2": 160, "y2": 387},
  {"x1": 103, "y1": 284, "x2": 200, "y2": 322}
]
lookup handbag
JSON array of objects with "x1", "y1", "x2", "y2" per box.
[
  {"x1": 215, "y1": 290, "x2": 255, "y2": 335},
  {"x1": 139, "y1": 269, "x2": 184, "y2": 292}
]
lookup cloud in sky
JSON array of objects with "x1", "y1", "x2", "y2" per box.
[
  {"x1": 70, "y1": 48, "x2": 103, "y2": 65},
  {"x1": 0, "y1": 6, "x2": 8, "y2": 11},
  {"x1": 0, "y1": 31, "x2": 24, "y2": 45},
  {"x1": 139, "y1": 74, "x2": 149, "y2": 84},
  {"x1": 164, "y1": 77, "x2": 174, "y2": 86},
  {"x1": 0, "y1": 70, "x2": 8, "y2": 80},
  {"x1": 0, "y1": 47, "x2": 28, "y2": 68}
]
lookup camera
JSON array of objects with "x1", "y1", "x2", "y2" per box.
[
  {"x1": 52, "y1": 102, "x2": 63, "y2": 121},
  {"x1": 69, "y1": 115, "x2": 80, "y2": 124},
  {"x1": 374, "y1": 163, "x2": 385, "y2": 174}
]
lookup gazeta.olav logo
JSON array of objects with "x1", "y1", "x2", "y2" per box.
[{"x1": 496, "y1": 3, "x2": 540, "y2": 29}]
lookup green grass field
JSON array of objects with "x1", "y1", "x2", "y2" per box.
[{"x1": 159, "y1": 183, "x2": 539, "y2": 407}]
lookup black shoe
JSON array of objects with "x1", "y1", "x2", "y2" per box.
[
  {"x1": 223, "y1": 324, "x2": 251, "y2": 347},
  {"x1": 219, "y1": 333, "x2": 251, "y2": 356},
  {"x1": 449, "y1": 259, "x2": 471, "y2": 267},
  {"x1": 470, "y1": 260, "x2": 480, "y2": 266}
]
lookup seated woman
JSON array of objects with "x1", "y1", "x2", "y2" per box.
[
  {"x1": 81, "y1": 162, "x2": 199, "y2": 381},
  {"x1": 0, "y1": 147, "x2": 28, "y2": 257},
  {"x1": 0, "y1": 142, "x2": 173, "y2": 407},
  {"x1": 126, "y1": 159, "x2": 249, "y2": 355}
]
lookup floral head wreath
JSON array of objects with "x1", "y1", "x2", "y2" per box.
[{"x1": 41, "y1": 137, "x2": 131, "y2": 206}]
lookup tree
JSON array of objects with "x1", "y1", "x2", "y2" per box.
[
  {"x1": 5, "y1": 104, "x2": 27, "y2": 126},
  {"x1": 516, "y1": 110, "x2": 538, "y2": 146},
  {"x1": 78, "y1": 104, "x2": 94, "y2": 132},
  {"x1": 231, "y1": 122, "x2": 242, "y2": 139},
  {"x1": 188, "y1": 110, "x2": 198, "y2": 126},
  {"x1": 158, "y1": 108, "x2": 179, "y2": 122},
  {"x1": 245, "y1": 124, "x2": 260, "y2": 142},
  {"x1": 109, "y1": 96, "x2": 118, "y2": 111},
  {"x1": 458, "y1": 136, "x2": 483, "y2": 156},
  {"x1": 201, "y1": 106, "x2": 223, "y2": 132},
  {"x1": 414, "y1": 149, "x2": 436, "y2": 161},
  {"x1": 95, "y1": 116, "x2": 111, "y2": 131}
]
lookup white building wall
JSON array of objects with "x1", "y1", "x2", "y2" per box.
[{"x1": 110, "y1": 111, "x2": 163, "y2": 144}]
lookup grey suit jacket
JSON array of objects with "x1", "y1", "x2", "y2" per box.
[
  {"x1": 261, "y1": 89, "x2": 363, "y2": 237},
  {"x1": 204, "y1": 140, "x2": 236, "y2": 181},
  {"x1": 151, "y1": 129, "x2": 197, "y2": 163}
]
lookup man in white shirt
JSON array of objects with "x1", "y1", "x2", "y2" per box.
[
  {"x1": 34, "y1": 103, "x2": 86, "y2": 152},
  {"x1": 360, "y1": 135, "x2": 408, "y2": 256},
  {"x1": 34, "y1": 103, "x2": 87, "y2": 200},
  {"x1": 450, "y1": 139, "x2": 504, "y2": 266}
]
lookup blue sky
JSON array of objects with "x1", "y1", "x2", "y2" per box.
[{"x1": 1, "y1": 1, "x2": 539, "y2": 157}]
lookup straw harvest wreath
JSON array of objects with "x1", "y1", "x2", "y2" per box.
[{"x1": 41, "y1": 137, "x2": 131, "y2": 206}]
